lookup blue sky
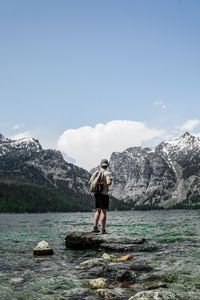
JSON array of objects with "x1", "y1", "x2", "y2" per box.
[{"x1": 1, "y1": 0, "x2": 200, "y2": 169}]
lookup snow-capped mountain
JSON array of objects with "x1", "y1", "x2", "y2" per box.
[
  {"x1": 0, "y1": 136, "x2": 42, "y2": 158},
  {"x1": 0, "y1": 133, "x2": 11, "y2": 143},
  {"x1": 154, "y1": 132, "x2": 200, "y2": 207},
  {"x1": 0, "y1": 134, "x2": 90, "y2": 195},
  {"x1": 1, "y1": 132, "x2": 200, "y2": 210},
  {"x1": 108, "y1": 132, "x2": 200, "y2": 208},
  {"x1": 156, "y1": 132, "x2": 200, "y2": 166}
]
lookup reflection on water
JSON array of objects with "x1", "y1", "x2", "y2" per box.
[{"x1": 0, "y1": 210, "x2": 199, "y2": 299}]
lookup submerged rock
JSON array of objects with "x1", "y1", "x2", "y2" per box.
[
  {"x1": 101, "y1": 242, "x2": 158, "y2": 252},
  {"x1": 128, "y1": 290, "x2": 181, "y2": 300},
  {"x1": 33, "y1": 240, "x2": 54, "y2": 256},
  {"x1": 102, "y1": 252, "x2": 134, "y2": 262},
  {"x1": 61, "y1": 287, "x2": 93, "y2": 300},
  {"x1": 143, "y1": 281, "x2": 168, "y2": 290},
  {"x1": 86, "y1": 277, "x2": 108, "y2": 289},
  {"x1": 128, "y1": 263, "x2": 153, "y2": 272},
  {"x1": 96, "y1": 288, "x2": 123, "y2": 299},
  {"x1": 95, "y1": 263, "x2": 137, "y2": 286},
  {"x1": 80, "y1": 257, "x2": 104, "y2": 267},
  {"x1": 10, "y1": 277, "x2": 25, "y2": 284},
  {"x1": 115, "y1": 269, "x2": 137, "y2": 283}
]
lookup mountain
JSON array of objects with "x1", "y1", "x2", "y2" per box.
[
  {"x1": 108, "y1": 132, "x2": 200, "y2": 209},
  {"x1": 155, "y1": 132, "x2": 200, "y2": 208},
  {"x1": 1, "y1": 132, "x2": 200, "y2": 212},
  {"x1": 0, "y1": 134, "x2": 93, "y2": 212},
  {"x1": 0, "y1": 133, "x2": 11, "y2": 143}
]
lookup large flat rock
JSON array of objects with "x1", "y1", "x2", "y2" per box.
[{"x1": 65, "y1": 231, "x2": 158, "y2": 252}]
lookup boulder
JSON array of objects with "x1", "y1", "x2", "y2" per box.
[
  {"x1": 33, "y1": 240, "x2": 54, "y2": 256},
  {"x1": 65, "y1": 231, "x2": 154, "y2": 252}
]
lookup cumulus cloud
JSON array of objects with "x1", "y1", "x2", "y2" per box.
[
  {"x1": 57, "y1": 120, "x2": 165, "y2": 170},
  {"x1": 181, "y1": 119, "x2": 200, "y2": 131},
  {"x1": 153, "y1": 100, "x2": 166, "y2": 110},
  {"x1": 10, "y1": 131, "x2": 32, "y2": 140}
]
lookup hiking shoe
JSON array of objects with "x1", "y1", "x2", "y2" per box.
[
  {"x1": 101, "y1": 229, "x2": 108, "y2": 234},
  {"x1": 92, "y1": 226, "x2": 100, "y2": 233}
]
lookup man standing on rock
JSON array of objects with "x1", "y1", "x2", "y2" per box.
[{"x1": 91, "y1": 158, "x2": 112, "y2": 234}]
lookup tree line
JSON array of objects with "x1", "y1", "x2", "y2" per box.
[{"x1": 0, "y1": 180, "x2": 94, "y2": 213}]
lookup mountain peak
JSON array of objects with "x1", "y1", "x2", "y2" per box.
[
  {"x1": 11, "y1": 137, "x2": 43, "y2": 152},
  {"x1": 0, "y1": 133, "x2": 11, "y2": 143},
  {"x1": 0, "y1": 133, "x2": 5, "y2": 140},
  {"x1": 164, "y1": 132, "x2": 197, "y2": 145},
  {"x1": 0, "y1": 134, "x2": 43, "y2": 154},
  {"x1": 181, "y1": 131, "x2": 195, "y2": 139},
  {"x1": 156, "y1": 131, "x2": 200, "y2": 157}
]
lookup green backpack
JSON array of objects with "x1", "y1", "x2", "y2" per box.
[{"x1": 89, "y1": 169, "x2": 104, "y2": 193}]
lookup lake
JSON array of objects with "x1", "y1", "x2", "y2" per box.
[{"x1": 0, "y1": 210, "x2": 200, "y2": 299}]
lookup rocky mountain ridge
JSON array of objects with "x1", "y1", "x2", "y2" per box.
[
  {"x1": 0, "y1": 132, "x2": 200, "y2": 210},
  {"x1": 0, "y1": 135, "x2": 89, "y2": 194},
  {"x1": 0, "y1": 134, "x2": 94, "y2": 212},
  {"x1": 109, "y1": 132, "x2": 200, "y2": 208}
]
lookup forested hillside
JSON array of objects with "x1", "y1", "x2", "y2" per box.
[{"x1": 0, "y1": 181, "x2": 93, "y2": 213}]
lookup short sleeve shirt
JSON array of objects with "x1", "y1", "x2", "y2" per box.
[{"x1": 101, "y1": 168, "x2": 112, "y2": 195}]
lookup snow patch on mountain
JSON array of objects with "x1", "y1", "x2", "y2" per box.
[{"x1": 160, "y1": 132, "x2": 200, "y2": 154}]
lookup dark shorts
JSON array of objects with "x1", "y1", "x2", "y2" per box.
[{"x1": 94, "y1": 193, "x2": 109, "y2": 209}]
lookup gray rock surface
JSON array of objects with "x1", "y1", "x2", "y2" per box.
[
  {"x1": 109, "y1": 132, "x2": 200, "y2": 209},
  {"x1": 65, "y1": 231, "x2": 157, "y2": 252}
]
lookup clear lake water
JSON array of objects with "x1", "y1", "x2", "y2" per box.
[{"x1": 0, "y1": 209, "x2": 200, "y2": 299}]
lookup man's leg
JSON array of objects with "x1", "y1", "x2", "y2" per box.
[
  {"x1": 101, "y1": 209, "x2": 107, "y2": 231},
  {"x1": 94, "y1": 208, "x2": 101, "y2": 228}
]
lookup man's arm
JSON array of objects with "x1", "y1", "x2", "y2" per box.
[
  {"x1": 106, "y1": 176, "x2": 112, "y2": 186},
  {"x1": 105, "y1": 174, "x2": 112, "y2": 185}
]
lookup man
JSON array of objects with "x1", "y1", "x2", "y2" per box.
[{"x1": 92, "y1": 158, "x2": 112, "y2": 234}]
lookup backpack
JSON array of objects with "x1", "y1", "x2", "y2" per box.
[{"x1": 89, "y1": 169, "x2": 104, "y2": 193}]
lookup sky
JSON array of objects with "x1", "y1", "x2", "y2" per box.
[{"x1": 1, "y1": 0, "x2": 200, "y2": 170}]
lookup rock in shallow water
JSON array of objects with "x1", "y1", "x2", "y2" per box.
[
  {"x1": 115, "y1": 269, "x2": 137, "y2": 283},
  {"x1": 96, "y1": 288, "x2": 123, "y2": 299},
  {"x1": 65, "y1": 231, "x2": 156, "y2": 252},
  {"x1": 10, "y1": 277, "x2": 26, "y2": 284},
  {"x1": 128, "y1": 290, "x2": 181, "y2": 300},
  {"x1": 86, "y1": 277, "x2": 108, "y2": 289},
  {"x1": 80, "y1": 257, "x2": 104, "y2": 267},
  {"x1": 33, "y1": 240, "x2": 54, "y2": 256}
]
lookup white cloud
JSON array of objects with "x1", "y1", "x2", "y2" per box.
[
  {"x1": 12, "y1": 123, "x2": 25, "y2": 130},
  {"x1": 181, "y1": 119, "x2": 200, "y2": 131},
  {"x1": 57, "y1": 120, "x2": 165, "y2": 170},
  {"x1": 10, "y1": 131, "x2": 32, "y2": 140},
  {"x1": 153, "y1": 100, "x2": 166, "y2": 110}
]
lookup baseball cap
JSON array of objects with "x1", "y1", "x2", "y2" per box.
[{"x1": 100, "y1": 158, "x2": 109, "y2": 167}]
